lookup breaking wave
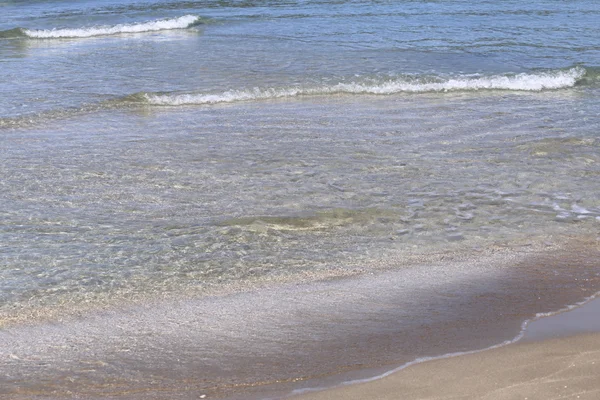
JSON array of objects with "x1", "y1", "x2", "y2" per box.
[
  {"x1": 141, "y1": 67, "x2": 586, "y2": 106},
  {"x1": 18, "y1": 15, "x2": 202, "y2": 39}
]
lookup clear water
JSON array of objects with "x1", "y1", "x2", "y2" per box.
[{"x1": 1, "y1": 0, "x2": 600, "y2": 398}]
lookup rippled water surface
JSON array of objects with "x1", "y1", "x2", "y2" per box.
[{"x1": 2, "y1": 92, "x2": 600, "y2": 318}]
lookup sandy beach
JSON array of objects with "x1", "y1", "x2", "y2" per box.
[
  {"x1": 2, "y1": 243, "x2": 599, "y2": 400},
  {"x1": 294, "y1": 301, "x2": 600, "y2": 400},
  {"x1": 295, "y1": 333, "x2": 600, "y2": 400}
]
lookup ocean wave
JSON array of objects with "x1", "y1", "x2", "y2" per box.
[
  {"x1": 0, "y1": 28, "x2": 25, "y2": 39},
  {"x1": 141, "y1": 67, "x2": 586, "y2": 106},
  {"x1": 19, "y1": 15, "x2": 202, "y2": 39}
]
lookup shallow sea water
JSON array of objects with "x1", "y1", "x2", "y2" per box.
[{"x1": 1, "y1": 0, "x2": 600, "y2": 398}]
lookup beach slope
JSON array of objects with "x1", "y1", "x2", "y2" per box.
[{"x1": 295, "y1": 333, "x2": 600, "y2": 400}]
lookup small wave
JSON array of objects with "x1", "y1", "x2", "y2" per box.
[
  {"x1": 21, "y1": 15, "x2": 202, "y2": 39},
  {"x1": 0, "y1": 28, "x2": 27, "y2": 39},
  {"x1": 142, "y1": 68, "x2": 586, "y2": 106}
]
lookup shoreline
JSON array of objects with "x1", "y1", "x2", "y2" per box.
[
  {"x1": 294, "y1": 332, "x2": 600, "y2": 400},
  {"x1": 2, "y1": 240, "x2": 600, "y2": 400},
  {"x1": 292, "y1": 295, "x2": 600, "y2": 400}
]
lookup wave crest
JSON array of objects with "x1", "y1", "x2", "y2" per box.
[
  {"x1": 0, "y1": 28, "x2": 26, "y2": 39},
  {"x1": 142, "y1": 68, "x2": 586, "y2": 106},
  {"x1": 22, "y1": 15, "x2": 202, "y2": 39}
]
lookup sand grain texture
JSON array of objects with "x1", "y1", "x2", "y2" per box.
[{"x1": 295, "y1": 333, "x2": 600, "y2": 400}]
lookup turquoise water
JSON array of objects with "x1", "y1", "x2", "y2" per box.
[{"x1": 1, "y1": 1, "x2": 600, "y2": 398}]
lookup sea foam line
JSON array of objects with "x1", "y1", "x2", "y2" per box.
[
  {"x1": 144, "y1": 67, "x2": 586, "y2": 105},
  {"x1": 23, "y1": 15, "x2": 201, "y2": 38}
]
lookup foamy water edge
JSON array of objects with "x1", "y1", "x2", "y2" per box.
[
  {"x1": 287, "y1": 290, "x2": 600, "y2": 398},
  {"x1": 144, "y1": 67, "x2": 586, "y2": 106},
  {"x1": 23, "y1": 15, "x2": 201, "y2": 38}
]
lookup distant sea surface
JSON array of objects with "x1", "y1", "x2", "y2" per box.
[{"x1": 1, "y1": 1, "x2": 600, "y2": 398}]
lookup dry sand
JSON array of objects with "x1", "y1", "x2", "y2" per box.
[
  {"x1": 291, "y1": 276, "x2": 600, "y2": 400},
  {"x1": 294, "y1": 332, "x2": 600, "y2": 400}
]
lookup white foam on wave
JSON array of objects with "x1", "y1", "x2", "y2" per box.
[
  {"x1": 144, "y1": 68, "x2": 585, "y2": 106},
  {"x1": 23, "y1": 15, "x2": 200, "y2": 38}
]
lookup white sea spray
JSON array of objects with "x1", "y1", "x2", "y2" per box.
[
  {"x1": 23, "y1": 15, "x2": 200, "y2": 38},
  {"x1": 144, "y1": 67, "x2": 586, "y2": 105}
]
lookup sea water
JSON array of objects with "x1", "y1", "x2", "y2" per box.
[{"x1": 1, "y1": 1, "x2": 600, "y2": 398}]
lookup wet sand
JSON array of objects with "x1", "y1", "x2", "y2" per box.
[
  {"x1": 294, "y1": 299, "x2": 600, "y2": 400},
  {"x1": 294, "y1": 333, "x2": 600, "y2": 400},
  {"x1": 2, "y1": 240, "x2": 599, "y2": 400}
]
